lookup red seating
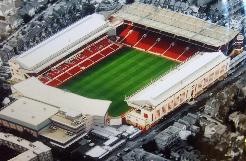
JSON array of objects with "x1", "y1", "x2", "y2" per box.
[
  {"x1": 80, "y1": 60, "x2": 94, "y2": 68},
  {"x1": 68, "y1": 66, "x2": 81, "y2": 75},
  {"x1": 119, "y1": 24, "x2": 133, "y2": 39},
  {"x1": 100, "y1": 47, "x2": 114, "y2": 56},
  {"x1": 111, "y1": 44, "x2": 120, "y2": 50},
  {"x1": 64, "y1": 61, "x2": 74, "y2": 66},
  {"x1": 38, "y1": 76, "x2": 50, "y2": 83},
  {"x1": 47, "y1": 71, "x2": 58, "y2": 79},
  {"x1": 163, "y1": 50, "x2": 180, "y2": 60},
  {"x1": 162, "y1": 42, "x2": 186, "y2": 60},
  {"x1": 119, "y1": 25, "x2": 199, "y2": 62},
  {"x1": 59, "y1": 64, "x2": 70, "y2": 71},
  {"x1": 98, "y1": 38, "x2": 111, "y2": 47},
  {"x1": 57, "y1": 73, "x2": 71, "y2": 82},
  {"x1": 122, "y1": 27, "x2": 144, "y2": 46},
  {"x1": 38, "y1": 36, "x2": 122, "y2": 86},
  {"x1": 178, "y1": 47, "x2": 199, "y2": 61},
  {"x1": 76, "y1": 54, "x2": 86, "y2": 60},
  {"x1": 88, "y1": 45, "x2": 98, "y2": 53},
  {"x1": 90, "y1": 54, "x2": 104, "y2": 62},
  {"x1": 149, "y1": 36, "x2": 172, "y2": 54},
  {"x1": 82, "y1": 49, "x2": 93, "y2": 57},
  {"x1": 68, "y1": 57, "x2": 81, "y2": 65},
  {"x1": 169, "y1": 42, "x2": 186, "y2": 55},
  {"x1": 47, "y1": 79, "x2": 61, "y2": 87},
  {"x1": 135, "y1": 32, "x2": 159, "y2": 50}
]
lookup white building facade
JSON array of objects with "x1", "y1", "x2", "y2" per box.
[{"x1": 125, "y1": 52, "x2": 230, "y2": 130}]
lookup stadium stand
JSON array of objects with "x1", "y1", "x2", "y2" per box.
[
  {"x1": 114, "y1": 3, "x2": 238, "y2": 48},
  {"x1": 118, "y1": 24, "x2": 199, "y2": 62},
  {"x1": 135, "y1": 31, "x2": 160, "y2": 51},
  {"x1": 118, "y1": 22, "x2": 134, "y2": 42},
  {"x1": 38, "y1": 36, "x2": 122, "y2": 87}
]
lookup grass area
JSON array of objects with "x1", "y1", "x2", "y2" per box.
[{"x1": 60, "y1": 48, "x2": 178, "y2": 117}]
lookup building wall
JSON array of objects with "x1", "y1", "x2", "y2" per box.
[
  {"x1": 52, "y1": 121, "x2": 86, "y2": 134},
  {"x1": 0, "y1": 119, "x2": 39, "y2": 137},
  {"x1": 92, "y1": 115, "x2": 106, "y2": 127},
  {"x1": 125, "y1": 58, "x2": 230, "y2": 130}
]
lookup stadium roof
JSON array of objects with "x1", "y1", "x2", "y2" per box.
[
  {"x1": 113, "y1": 3, "x2": 238, "y2": 47},
  {"x1": 12, "y1": 77, "x2": 111, "y2": 117},
  {"x1": 14, "y1": 13, "x2": 108, "y2": 71},
  {"x1": 0, "y1": 97, "x2": 58, "y2": 131},
  {"x1": 127, "y1": 51, "x2": 228, "y2": 107}
]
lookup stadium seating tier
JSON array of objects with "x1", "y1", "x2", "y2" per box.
[
  {"x1": 119, "y1": 24, "x2": 199, "y2": 62},
  {"x1": 38, "y1": 36, "x2": 121, "y2": 87}
]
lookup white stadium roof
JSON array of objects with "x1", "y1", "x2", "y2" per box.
[
  {"x1": 14, "y1": 13, "x2": 108, "y2": 72},
  {"x1": 12, "y1": 77, "x2": 111, "y2": 117},
  {"x1": 113, "y1": 3, "x2": 238, "y2": 47},
  {"x1": 127, "y1": 51, "x2": 229, "y2": 107},
  {"x1": 0, "y1": 97, "x2": 58, "y2": 131}
]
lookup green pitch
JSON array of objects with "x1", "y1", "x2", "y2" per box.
[{"x1": 60, "y1": 48, "x2": 178, "y2": 117}]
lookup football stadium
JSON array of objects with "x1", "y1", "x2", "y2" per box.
[
  {"x1": 61, "y1": 48, "x2": 178, "y2": 117},
  {"x1": 9, "y1": 3, "x2": 239, "y2": 129}
]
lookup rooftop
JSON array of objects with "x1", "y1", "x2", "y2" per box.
[
  {"x1": 9, "y1": 150, "x2": 36, "y2": 161},
  {"x1": 113, "y1": 3, "x2": 238, "y2": 47},
  {"x1": 50, "y1": 112, "x2": 86, "y2": 129},
  {"x1": 85, "y1": 146, "x2": 108, "y2": 158},
  {"x1": 0, "y1": 97, "x2": 58, "y2": 130},
  {"x1": 122, "y1": 148, "x2": 169, "y2": 161},
  {"x1": 13, "y1": 77, "x2": 111, "y2": 117},
  {"x1": 40, "y1": 126, "x2": 78, "y2": 145},
  {"x1": 0, "y1": 132, "x2": 51, "y2": 161}
]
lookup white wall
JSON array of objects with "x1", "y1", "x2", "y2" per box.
[{"x1": 125, "y1": 57, "x2": 230, "y2": 130}]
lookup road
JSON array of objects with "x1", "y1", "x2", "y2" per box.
[{"x1": 105, "y1": 63, "x2": 246, "y2": 161}]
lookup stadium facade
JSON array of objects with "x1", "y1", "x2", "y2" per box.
[
  {"x1": 125, "y1": 51, "x2": 230, "y2": 130},
  {"x1": 6, "y1": 2, "x2": 242, "y2": 131}
]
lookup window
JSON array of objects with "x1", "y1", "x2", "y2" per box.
[
  {"x1": 209, "y1": 73, "x2": 215, "y2": 82},
  {"x1": 198, "y1": 81, "x2": 203, "y2": 89},
  {"x1": 215, "y1": 69, "x2": 220, "y2": 77},
  {"x1": 220, "y1": 68, "x2": 225, "y2": 73},
  {"x1": 174, "y1": 95, "x2": 179, "y2": 106},
  {"x1": 168, "y1": 102, "x2": 172, "y2": 110},
  {"x1": 162, "y1": 107, "x2": 166, "y2": 113},
  {"x1": 204, "y1": 77, "x2": 209, "y2": 85},
  {"x1": 156, "y1": 110, "x2": 160, "y2": 118},
  {"x1": 180, "y1": 92, "x2": 186, "y2": 102},
  {"x1": 220, "y1": 64, "x2": 226, "y2": 73}
]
